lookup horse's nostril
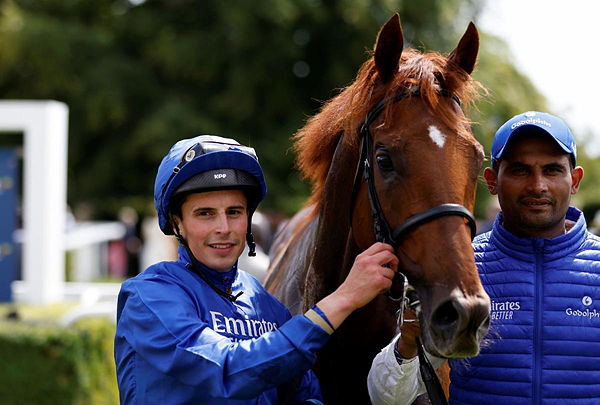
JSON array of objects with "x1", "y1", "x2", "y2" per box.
[{"x1": 431, "y1": 300, "x2": 459, "y2": 330}]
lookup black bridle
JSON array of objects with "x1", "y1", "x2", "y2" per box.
[{"x1": 352, "y1": 86, "x2": 477, "y2": 252}]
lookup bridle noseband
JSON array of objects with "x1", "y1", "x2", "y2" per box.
[{"x1": 351, "y1": 87, "x2": 477, "y2": 299}]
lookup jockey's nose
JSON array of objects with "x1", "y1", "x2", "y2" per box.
[{"x1": 215, "y1": 212, "x2": 231, "y2": 234}]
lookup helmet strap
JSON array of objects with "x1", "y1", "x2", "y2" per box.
[
  {"x1": 175, "y1": 232, "x2": 186, "y2": 246},
  {"x1": 170, "y1": 216, "x2": 186, "y2": 245},
  {"x1": 246, "y1": 214, "x2": 256, "y2": 257},
  {"x1": 246, "y1": 232, "x2": 256, "y2": 257}
]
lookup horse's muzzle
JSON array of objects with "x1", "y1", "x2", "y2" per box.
[{"x1": 426, "y1": 290, "x2": 491, "y2": 358}]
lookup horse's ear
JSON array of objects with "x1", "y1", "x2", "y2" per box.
[
  {"x1": 448, "y1": 22, "x2": 479, "y2": 75},
  {"x1": 374, "y1": 13, "x2": 404, "y2": 83}
]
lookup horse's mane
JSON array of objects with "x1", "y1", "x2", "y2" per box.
[{"x1": 294, "y1": 48, "x2": 483, "y2": 208}]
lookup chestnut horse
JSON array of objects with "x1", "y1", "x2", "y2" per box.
[{"x1": 265, "y1": 14, "x2": 490, "y2": 403}]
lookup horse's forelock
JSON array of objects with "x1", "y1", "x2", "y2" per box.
[
  {"x1": 295, "y1": 48, "x2": 483, "y2": 206},
  {"x1": 383, "y1": 50, "x2": 482, "y2": 133}
]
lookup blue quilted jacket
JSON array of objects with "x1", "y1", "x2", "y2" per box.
[
  {"x1": 114, "y1": 246, "x2": 327, "y2": 404},
  {"x1": 449, "y1": 207, "x2": 600, "y2": 405}
]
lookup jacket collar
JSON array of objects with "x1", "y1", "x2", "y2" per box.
[{"x1": 489, "y1": 206, "x2": 588, "y2": 260}]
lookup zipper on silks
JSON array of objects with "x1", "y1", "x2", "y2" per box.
[{"x1": 533, "y1": 239, "x2": 544, "y2": 405}]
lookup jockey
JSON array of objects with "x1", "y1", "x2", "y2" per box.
[{"x1": 114, "y1": 135, "x2": 400, "y2": 404}]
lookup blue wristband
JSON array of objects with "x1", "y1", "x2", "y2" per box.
[{"x1": 312, "y1": 305, "x2": 335, "y2": 332}]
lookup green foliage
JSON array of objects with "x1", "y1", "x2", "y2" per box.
[
  {"x1": 0, "y1": 0, "x2": 481, "y2": 216},
  {"x1": 0, "y1": 317, "x2": 118, "y2": 405},
  {"x1": 1, "y1": 0, "x2": 594, "y2": 219}
]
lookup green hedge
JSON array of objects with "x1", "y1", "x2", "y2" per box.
[{"x1": 0, "y1": 317, "x2": 118, "y2": 405}]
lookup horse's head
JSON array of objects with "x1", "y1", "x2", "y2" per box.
[
  {"x1": 347, "y1": 15, "x2": 490, "y2": 358},
  {"x1": 294, "y1": 14, "x2": 490, "y2": 359}
]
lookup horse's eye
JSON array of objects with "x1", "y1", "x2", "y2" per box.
[{"x1": 376, "y1": 154, "x2": 394, "y2": 171}]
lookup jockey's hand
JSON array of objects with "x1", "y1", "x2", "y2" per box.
[
  {"x1": 396, "y1": 308, "x2": 420, "y2": 359},
  {"x1": 314, "y1": 243, "x2": 398, "y2": 329},
  {"x1": 337, "y1": 242, "x2": 399, "y2": 309}
]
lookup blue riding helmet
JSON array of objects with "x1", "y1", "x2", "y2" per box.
[{"x1": 154, "y1": 135, "x2": 267, "y2": 236}]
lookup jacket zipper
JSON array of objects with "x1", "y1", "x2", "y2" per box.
[{"x1": 533, "y1": 239, "x2": 544, "y2": 405}]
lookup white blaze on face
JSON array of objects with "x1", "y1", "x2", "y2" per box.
[{"x1": 428, "y1": 125, "x2": 446, "y2": 148}]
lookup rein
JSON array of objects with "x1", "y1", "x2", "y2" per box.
[{"x1": 351, "y1": 86, "x2": 475, "y2": 405}]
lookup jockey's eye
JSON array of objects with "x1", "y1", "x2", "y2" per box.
[{"x1": 376, "y1": 153, "x2": 394, "y2": 172}]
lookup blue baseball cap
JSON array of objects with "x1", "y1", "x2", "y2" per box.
[{"x1": 491, "y1": 111, "x2": 577, "y2": 165}]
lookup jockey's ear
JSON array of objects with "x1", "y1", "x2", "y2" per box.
[{"x1": 374, "y1": 13, "x2": 404, "y2": 83}]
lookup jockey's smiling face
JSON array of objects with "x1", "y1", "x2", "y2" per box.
[
  {"x1": 174, "y1": 189, "x2": 248, "y2": 272},
  {"x1": 484, "y1": 133, "x2": 583, "y2": 239}
]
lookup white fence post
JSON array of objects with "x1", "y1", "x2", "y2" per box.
[{"x1": 0, "y1": 100, "x2": 68, "y2": 305}]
